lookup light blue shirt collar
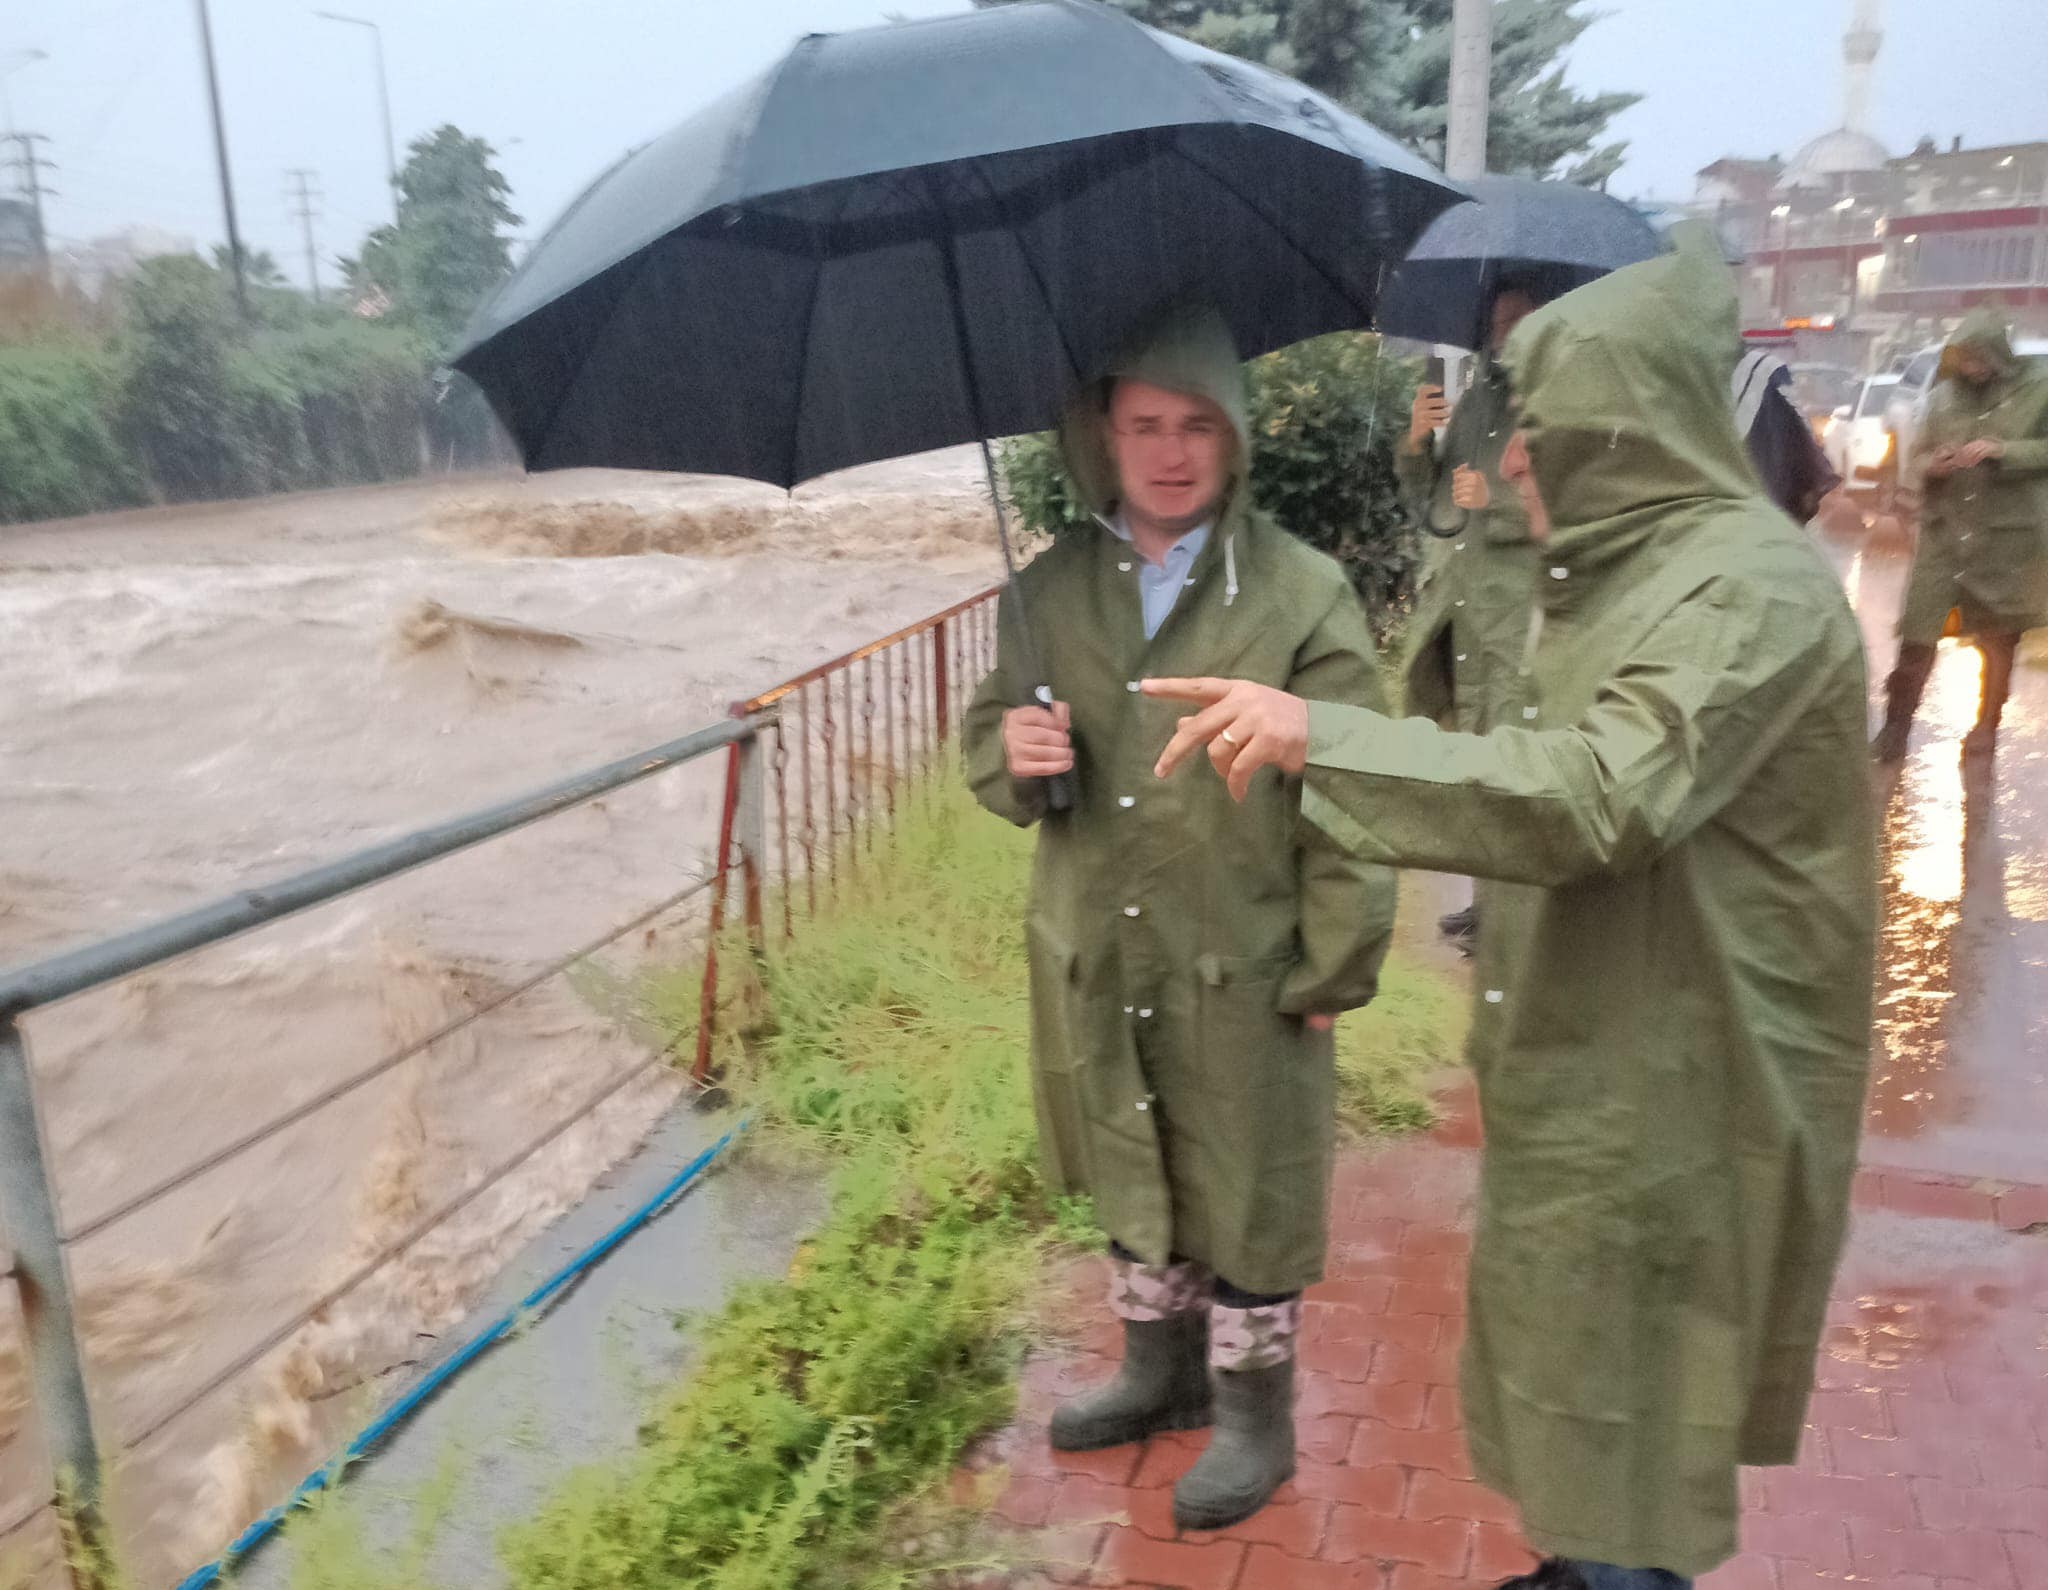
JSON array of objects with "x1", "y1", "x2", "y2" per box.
[{"x1": 1110, "y1": 515, "x2": 1212, "y2": 640}]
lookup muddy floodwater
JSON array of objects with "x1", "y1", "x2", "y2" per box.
[{"x1": 0, "y1": 454, "x2": 999, "y2": 1583}]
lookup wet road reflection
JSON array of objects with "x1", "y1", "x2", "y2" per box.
[{"x1": 1838, "y1": 518, "x2": 2048, "y2": 1183}]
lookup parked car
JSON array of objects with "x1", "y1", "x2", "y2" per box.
[
  {"x1": 1884, "y1": 336, "x2": 2048, "y2": 496},
  {"x1": 1788, "y1": 363, "x2": 1861, "y2": 439},
  {"x1": 1822, "y1": 374, "x2": 1901, "y2": 504}
]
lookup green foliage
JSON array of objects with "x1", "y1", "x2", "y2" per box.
[
  {"x1": 998, "y1": 333, "x2": 1423, "y2": 635},
  {"x1": 111, "y1": 253, "x2": 248, "y2": 502},
  {"x1": 503, "y1": 796, "x2": 1047, "y2": 1590},
  {"x1": 0, "y1": 253, "x2": 434, "y2": 522},
  {"x1": 1335, "y1": 949, "x2": 1465, "y2": 1133},
  {"x1": 0, "y1": 340, "x2": 143, "y2": 521},
  {"x1": 347, "y1": 126, "x2": 521, "y2": 351}
]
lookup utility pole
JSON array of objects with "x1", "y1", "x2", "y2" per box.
[
  {"x1": 315, "y1": 12, "x2": 399, "y2": 224},
  {"x1": 1, "y1": 130, "x2": 55, "y2": 280},
  {"x1": 286, "y1": 167, "x2": 323, "y2": 301},
  {"x1": 192, "y1": 0, "x2": 251, "y2": 320},
  {"x1": 1441, "y1": 0, "x2": 1494, "y2": 398}
]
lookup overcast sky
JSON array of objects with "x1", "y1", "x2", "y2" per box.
[{"x1": 6, "y1": 0, "x2": 2046, "y2": 287}]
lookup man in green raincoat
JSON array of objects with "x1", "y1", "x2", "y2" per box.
[
  {"x1": 1144, "y1": 239, "x2": 1877, "y2": 1588},
  {"x1": 962, "y1": 306, "x2": 1396, "y2": 1531},
  {"x1": 1871, "y1": 311, "x2": 2048, "y2": 762},
  {"x1": 1397, "y1": 283, "x2": 1545, "y2": 950}
]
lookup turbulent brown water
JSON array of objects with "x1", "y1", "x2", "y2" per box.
[{"x1": 0, "y1": 454, "x2": 998, "y2": 1585}]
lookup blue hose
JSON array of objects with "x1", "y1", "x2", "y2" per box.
[{"x1": 172, "y1": 1120, "x2": 747, "y2": 1590}]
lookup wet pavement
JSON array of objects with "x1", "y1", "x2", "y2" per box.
[{"x1": 963, "y1": 513, "x2": 2048, "y2": 1590}]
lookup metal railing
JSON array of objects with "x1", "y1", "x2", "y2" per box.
[
  {"x1": 0, "y1": 715, "x2": 756, "y2": 1575},
  {"x1": 694, "y1": 585, "x2": 1001, "y2": 1077},
  {"x1": 0, "y1": 583, "x2": 1001, "y2": 1584}
]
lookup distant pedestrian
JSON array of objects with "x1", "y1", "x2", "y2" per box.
[{"x1": 1872, "y1": 311, "x2": 2048, "y2": 762}]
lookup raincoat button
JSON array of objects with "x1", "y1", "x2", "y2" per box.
[
  {"x1": 1523, "y1": 707, "x2": 1539, "y2": 720},
  {"x1": 1118, "y1": 795, "x2": 1136, "y2": 808},
  {"x1": 1184, "y1": 577, "x2": 1196, "y2": 587},
  {"x1": 1139, "y1": 1008, "x2": 1154, "y2": 1019},
  {"x1": 1118, "y1": 560, "x2": 1134, "y2": 572},
  {"x1": 1454, "y1": 599, "x2": 1466, "y2": 608},
  {"x1": 1124, "y1": 905, "x2": 1141, "y2": 918},
  {"x1": 1456, "y1": 652, "x2": 1468, "y2": 663},
  {"x1": 1124, "y1": 1005, "x2": 1135, "y2": 1014},
  {"x1": 1550, "y1": 566, "x2": 1569, "y2": 580},
  {"x1": 1126, "y1": 680, "x2": 1141, "y2": 693},
  {"x1": 1135, "y1": 1099, "x2": 1149, "y2": 1112},
  {"x1": 1454, "y1": 542, "x2": 1466, "y2": 552},
  {"x1": 1485, "y1": 989, "x2": 1505, "y2": 1004}
]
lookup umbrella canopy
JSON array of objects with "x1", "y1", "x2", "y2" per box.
[
  {"x1": 1375, "y1": 174, "x2": 1667, "y2": 351},
  {"x1": 451, "y1": 0, "x2": 1463, "y2": 487}
]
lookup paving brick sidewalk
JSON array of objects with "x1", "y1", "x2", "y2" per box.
[{"x1": 961, "y1": 1083, "x2": 2048, "y2": 1590}]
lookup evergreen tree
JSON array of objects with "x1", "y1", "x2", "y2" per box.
[{"x1": 980, "y1": 0, "x2": 1637, "y2": 184}]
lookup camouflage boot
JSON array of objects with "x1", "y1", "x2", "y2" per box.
[
  {"x1": 1048, "y1": 1257, "x2": 1212, "y2": 1452},
  {"x1": 1171, "y1": 1299, "x2": 1300, "y2": 1530}
]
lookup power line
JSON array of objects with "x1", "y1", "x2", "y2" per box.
[
  {"x1": 1, "y1": 130, "x2": 56, "y2": 279},
  {"x1": 285, "y1": 166, "x2": 323, "y2": 301}
]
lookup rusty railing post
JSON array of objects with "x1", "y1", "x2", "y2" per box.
[
  {"x1": 692, "y1": 737, "x2": 747, "y2": 1084},
  {"x1": 932, "y1": 617, "x2": 951, "y2": 747},
  {"x1": 735, "y1": 716, "x2": 768, "y2": 949},
  {"x1": 0, "y1": 1015, "x2": 103, "y2": 1564}
]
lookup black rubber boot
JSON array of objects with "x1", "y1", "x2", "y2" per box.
[
  {"x1": 1872, "y1": 642, "x2": 1937, "y2": 763},
  {"x1": 1171, "y1": 1361, "x2": 1295, "y2": 1530},
  {"x1": 1493, "y1": 1564, "x2": 1592, "y2": 1590},
  {"x1": 1962, "y1": 633, "x2": 2019, "y2": 760},
  {"x1": 1048, "y1": 1314, "x2": 1211, "y2": 1452}
]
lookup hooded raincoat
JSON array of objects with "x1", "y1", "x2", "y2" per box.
[
  {"x1": 1286, "y1": 242, "x2": 1877, "y2": 1573},
  {"x1": 1900, "y1": 311, "x2": 2048, "y2": 644},
  {"x1": 962, "y1": 309, "x2": 1397, "y2": 1295},
  {"x1": 1396, "y1": 360, "x2": 1538, "y2": 732}
]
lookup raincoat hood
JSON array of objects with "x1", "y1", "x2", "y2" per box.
[
  {"x1": 1940, "y1": 309, "x2": 2021, "y2": 385},
  {"x1": 1503, "y1": 224, "x2": 1759, "y2": 566},
  {"x1": 1057, "y1": 302, "x2": 1252, "y2": 519}
]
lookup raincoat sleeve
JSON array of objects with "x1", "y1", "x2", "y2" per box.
[
  {"x1": 1276, "y1": 588, "x2": 1399, "y2": 1015},
  {"x1": 961, "y1": 585, "x2": 1050, "y2": 828},
  {"x1": 1994, "y1": 396, "x2": 2048, "y2": 475},
  {"x1": 1298, "y1": 578, "x2": 1852, "y2": 887}
]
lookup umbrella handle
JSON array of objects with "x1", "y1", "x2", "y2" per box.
[{"x1": 1033, "y1": 683, "x2": 1076, "y2": 813}]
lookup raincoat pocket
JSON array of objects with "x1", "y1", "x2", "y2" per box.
[{"x1": 1195, "y1": 952, "x2": 1306, "y2": 1092}]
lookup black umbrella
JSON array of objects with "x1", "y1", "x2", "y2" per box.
[
  {"x1": 451, "y1": 0, "x2": 1464, "y2": 807},
  {"x1": 1375, "y1": 174, "x2": 1667, "y2": 351},
  {"x1": 453, "y1": 0, "x2": 1461, "y2": 484}
]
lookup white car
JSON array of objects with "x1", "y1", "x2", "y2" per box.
[{"x1": 1822, "y1": 375, "x2": 1900, "y2": 501}]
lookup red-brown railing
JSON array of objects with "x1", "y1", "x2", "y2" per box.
[{"x1": 692, "y1": 585, "x2": 1002, "y2": 1078}]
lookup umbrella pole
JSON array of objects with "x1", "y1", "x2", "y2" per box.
[{"x1": 929, "y1": 176, "x2": 1074, "y2": 812}]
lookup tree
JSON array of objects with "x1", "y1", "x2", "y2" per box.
[
  {"x1": 343, "y1": 125, "x2": 520, "y2": 350},
  {"x1": 984, "y1": 0, "x2": 1637, "y2": 184}
]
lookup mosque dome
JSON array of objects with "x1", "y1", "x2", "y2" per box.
[{"x1": 1777, "y1": 128, "x2": 1890, "y2": 191}]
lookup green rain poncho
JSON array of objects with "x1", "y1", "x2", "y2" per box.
[
  {"x1": 962, "y1": 308, "x2": 1396, "y2": 1295},
  {"x1": 1396, "y1": 359, "x2": 1539, "y2": 732},
  {"x1": 1293, "y1": 241, "x2": 1877, "y2": 1573},
  {"x1": 1900, "y1": 310, "x2": 2048, "y2": 644}
]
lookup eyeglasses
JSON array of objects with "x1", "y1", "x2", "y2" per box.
[{"x1": 1109, "y1": 422, "x2": 1229, "y2": 450}]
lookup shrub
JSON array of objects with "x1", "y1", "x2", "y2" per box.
[{"x1": 0, "y1": 342, "x2": 143, "y2": 523}]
